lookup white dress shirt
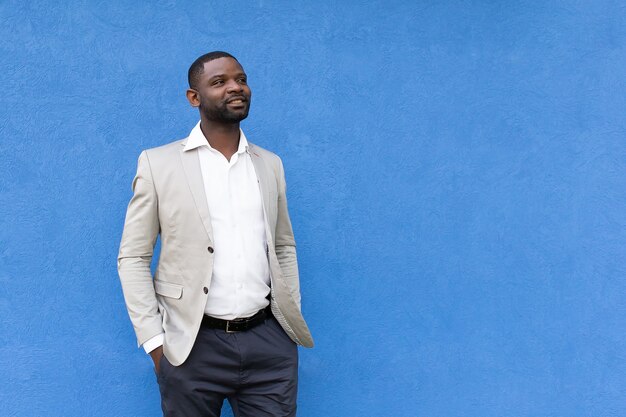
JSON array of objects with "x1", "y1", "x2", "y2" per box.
[{"x1": 143, "y1": 122, "x2": 270, "y2": 353}]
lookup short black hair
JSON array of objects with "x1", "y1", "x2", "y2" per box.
[{"x1": 188, "y1": 51, "x2": 238, "y2": 89}]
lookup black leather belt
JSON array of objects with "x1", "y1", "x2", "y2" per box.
[{"x1": 202, "y1": 306, "x2": 271, "y2": 333}]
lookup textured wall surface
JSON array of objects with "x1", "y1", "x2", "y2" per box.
[{"x1": 1, "y1": 1, "x2": 626, "y2": 416}]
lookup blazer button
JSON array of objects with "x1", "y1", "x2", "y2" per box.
[
  {"x1": 203, "y1": 287, "x2": 208, "y2": 294},
  {"x1": 207, "y1": 246, "x2": 214, "y2": 253}
]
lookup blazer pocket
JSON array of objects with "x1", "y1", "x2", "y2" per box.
[{"x1": 154, "y1": 280, "x2": 183, "y2": 299}]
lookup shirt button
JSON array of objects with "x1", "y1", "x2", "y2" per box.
[
  {"x1": 203, "y1": 287, "x2": 208, "y2": 294},
  {"x1": 207, "y1": 246, "x2": 214, "y2": 253}
]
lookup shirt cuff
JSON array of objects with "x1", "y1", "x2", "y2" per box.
[{"x1": 142, "y1": 333, "x2": 164, "y2": 354}]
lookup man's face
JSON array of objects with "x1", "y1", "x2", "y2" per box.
[{"x1": 191, "y1": 57, "x2": 251, "y2": 123}]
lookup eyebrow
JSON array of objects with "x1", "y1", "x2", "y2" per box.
[{"x1": 208, "y1": 72, "x2": 246, "y2": 80}]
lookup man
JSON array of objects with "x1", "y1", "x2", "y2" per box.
[{"x1": 118, "y1": 51, "x2": 313, "y2": 416}]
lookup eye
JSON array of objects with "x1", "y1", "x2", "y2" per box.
[
  {"x1": 212, "y1": 79, "x2": 224, "y2": 86},
  {"x1": 238, "y1": 77, "x2": 247, "y2": 84}
]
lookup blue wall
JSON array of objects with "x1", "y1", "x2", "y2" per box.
[{"x1": 1, "y1": 1, "x2": 625, "y2": 416}]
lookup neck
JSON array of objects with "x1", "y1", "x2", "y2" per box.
[{"x1": 199, "y1": 117, "x2": 241, "y2": 161}]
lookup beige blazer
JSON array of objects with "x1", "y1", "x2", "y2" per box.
[{"x1": 117, "y1": 137, "x2": 313, "y2": 366}]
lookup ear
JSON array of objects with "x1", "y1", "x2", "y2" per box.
[{"x1": 186, "y1": 89, "x2": 200, "y2": 107}]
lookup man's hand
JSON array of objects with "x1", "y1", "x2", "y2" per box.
[{"x1": 150, "y1": 345, "x2": 164, "y2": 374}]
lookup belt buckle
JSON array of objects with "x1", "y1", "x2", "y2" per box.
[{"x1": 225, "y1": 321, "x2": 236, "y2": 333}]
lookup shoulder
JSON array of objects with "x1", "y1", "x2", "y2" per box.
[
  {"x1": 248, "y1": 142, "x2": 283, "y2": 168},
  {"x1": 144, "y1": 138, "x2": 185, "y2": 157},
  {"x1": 248, "y1": 142, "x2": 288, "y2": 188},
  {"x1": 140, "y1": 138, "x2": 186, "y2": 166}
]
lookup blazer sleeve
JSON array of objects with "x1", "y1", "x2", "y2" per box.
[
  {"x1": 274, "y1": 156, "x2": 302, "y2": 309},
  {"x1": 117, "y1": 151, "x2": 163, "y2": 347}
]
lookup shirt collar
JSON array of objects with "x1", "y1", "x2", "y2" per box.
[{"x1": 183, "y1": 121, "x2": 249, "y2": 154}]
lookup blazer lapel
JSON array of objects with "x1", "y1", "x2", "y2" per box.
[
  {"x1": 179, "y1": 143, "x2": 214, "y2": 242},
  {"x1": 248, "y1": 144, "x2": 272, "y2": 221}
]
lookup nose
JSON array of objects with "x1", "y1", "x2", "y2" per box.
[{"x1": 226, "y1": 79, "x2": 243, "y2": 93}]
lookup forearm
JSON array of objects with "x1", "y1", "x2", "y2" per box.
[
  {"x1": 118, "y1": 266, "x2": 163, "y2": 345},
  {"x1": 275, "y1": 244, "x2": 302, "y2": 309}
]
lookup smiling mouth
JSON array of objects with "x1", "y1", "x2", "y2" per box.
[{"x1": 227, "y1": 97, "x2": 247, "y2": 105}]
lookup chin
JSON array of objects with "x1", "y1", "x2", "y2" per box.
[
  {"x1": 204, "y1": 108, "x2": 249, "y2": 123},
  {"x1": 228, "y1": 110, "x2": 249, "y2": 122}
]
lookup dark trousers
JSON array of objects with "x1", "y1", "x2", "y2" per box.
[{"x1": 156, "y1": 316, "x2": 299, "y2": 417}]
